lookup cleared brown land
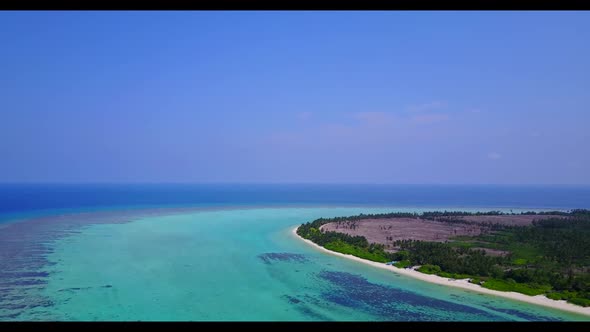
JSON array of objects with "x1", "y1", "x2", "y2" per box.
[{"x1": 319, "y1": 215, "x2": 564, "y2": 254}]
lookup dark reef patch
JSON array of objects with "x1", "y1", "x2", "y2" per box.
[
  {"x1": 0, "y1": 272, "x2": 50, "y2": 279},
  {"x1": 282, "y1": 294, "x2": 302, "y2": 304},
  {"x1": 57, "y1": 286, "x2": 92, "y2": 292},
  {"x1": 0, "y1": 207, "x2": 208, "y2": 321},
  {"x1": 296, "y1": 305, "x2": 332, "y2": 321},
  {"x1": 481, "y1": 305, "x2": 561, "y2": 321},
  {"x1": 0, "y1": 303, "x2": 27, "y2": 310},
  {"x1": 0, "y1": 312, "x2": 21, "y2": 319},
  {"x1": 0, "y1": 279, "x2": 48, "y2": 287},
  {"x1": 315, "y1": 270, "x2": 508, "y2": 321},
  {"x1": 27, "y1": 299, "x2": 54, "y2": 309},
  {"x1": 301, "y1": 294, "x2": 323, "y2": 306},
  {"x1": 258, "y1": 253, "x2": 308, "y2": 265}
]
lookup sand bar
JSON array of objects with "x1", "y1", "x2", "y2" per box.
[{"x1": 292, "y1": 226, "x2": 590, "y2": 317}]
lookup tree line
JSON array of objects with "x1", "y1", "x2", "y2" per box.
[{"x1": 296, "y1": 209, "x2": 590, "y2": 307}]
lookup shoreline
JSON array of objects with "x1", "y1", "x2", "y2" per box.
[{"x1": 291, "y1": 226, "x2": 590, "y2": 317}]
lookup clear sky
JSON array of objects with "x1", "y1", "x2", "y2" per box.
[{"x1": 1, "y1": 11, "x2": 589, "y2": 184}]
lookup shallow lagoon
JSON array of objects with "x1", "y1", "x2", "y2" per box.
[{"x1": 3, "y1": 206, "x2": 587, "y2": 321}]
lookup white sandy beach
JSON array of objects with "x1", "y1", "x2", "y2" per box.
[{"x1": 291, "y1": 226, "x2": 590, "y2": 317}]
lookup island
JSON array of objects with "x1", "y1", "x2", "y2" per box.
[{"x1": 294, "y1": 209, "x2": 590, "y2": 316}]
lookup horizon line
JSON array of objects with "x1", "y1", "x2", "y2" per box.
[{"x1": 1, "y1": 182, "x2": 589, "y2": 187}]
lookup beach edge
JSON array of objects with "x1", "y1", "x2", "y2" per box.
[{"x1": 291, "y1": 226, "x2": 590, "y2": 317}]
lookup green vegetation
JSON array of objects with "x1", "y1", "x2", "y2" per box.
[
  {"x1": 437, "y1": 271, "x2": 473, "y2": 279},
  {"x1": 512, "y1": 258, "x2": 528, "y2": 266},
  {"x1": 324, "y1": 240, "x2": 390, "y2": 263},
  {"x1": 393, "y1": 260, "x2": 411, "y2": 268},
  {"x1": 296, "y1": 209, "x2": 590, "y2": 307},
  {"x1": 469, "y1": 278, "x2": 481, "y2": 285},
  {"x1": 417, "y1": 264, "x2": 441, "y2": 275},
  {"x1": 390, "y1": 240, "x2": 505, "y2": 278},
  {"x1": 481, "y1": 278, "x2": 550, "y2": 296}
]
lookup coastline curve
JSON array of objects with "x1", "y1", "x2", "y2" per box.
[{"x1": 291, "y1": 226, "x2": 590, "y2": 318}]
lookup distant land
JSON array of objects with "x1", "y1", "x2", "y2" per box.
[{"x1": 295, "y1": 210, "x2": 590, "y2": 315}]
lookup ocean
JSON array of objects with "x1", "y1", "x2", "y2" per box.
[{"x1": 1, "y1": 184, "x2": 589, "y2": 321}]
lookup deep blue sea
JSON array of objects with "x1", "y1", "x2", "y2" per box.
[{"x1": 2, "y1": 183, "x2": 589, "y2": 218}]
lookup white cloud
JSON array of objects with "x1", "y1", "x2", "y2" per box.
[{"x1": 487, "y1": 152, "x2": 502, "y2": 160}]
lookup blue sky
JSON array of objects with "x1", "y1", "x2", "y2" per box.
[{"x1": 1, "y1": 11, "x2": 589, "y2": 184}]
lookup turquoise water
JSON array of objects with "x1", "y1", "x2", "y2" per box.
[{"x1": 7, "y1": 206, "x2": 588, "y2": 321}]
